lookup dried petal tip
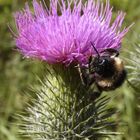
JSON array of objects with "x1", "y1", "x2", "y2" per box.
[{"x1": 14, "y1": 0, "x2": 131, "y2": 65}]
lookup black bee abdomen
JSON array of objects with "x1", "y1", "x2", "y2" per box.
[
  {"x1": 113, "y1": 69, "x2": 127, "y2": 89},
  {"x1": 96, "y1": 69, "x2": 127, "y2": 91}
]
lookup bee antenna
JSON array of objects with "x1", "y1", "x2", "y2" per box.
[{"x1": 91, "y1": 42, "x2": 100, "y2": 58}]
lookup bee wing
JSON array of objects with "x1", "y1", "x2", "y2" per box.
[{"x1": 100, "y1": 48, "x2": 119, "y2": 57}]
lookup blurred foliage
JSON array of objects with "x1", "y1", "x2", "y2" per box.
[
  {"x1": 0, "y1": 1, "x2": 42, "y2": 140},
  {"x1": 0, "y1": 0, "x2": 140, "y2": 140}
]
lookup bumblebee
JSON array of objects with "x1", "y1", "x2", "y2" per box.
[{"x1": 79, "y1": 43, "x2": 127, "y2": 93}]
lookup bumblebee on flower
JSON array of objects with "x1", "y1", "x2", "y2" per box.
[
  {"x1": 12, "y1": 0, "x2": 133, "y2": 139},
  {"x1": 14, "y1": 0, "x2": 131, "y2": 91}
]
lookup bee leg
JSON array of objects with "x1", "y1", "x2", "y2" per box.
[
  {"x1": 78, "y1": 64, "x2": 88, "y2": 86},
  {"x1": 89, "y1": 91, "x2": 102, "y2": 100},
  {"x1": 88, "y1": 56, "x2": 93, "y2": 73},
  {"x1": 88, "y1": 83, "x2": 102, "y2": 100},
  {"x1": 78, "y1": 65, "x2": 95, "y2": 87},
  {"x1": 78, "y1": 67, "x2": 95, "y2": 87},
  {"x1": 82, "y1": 55, "x2": 95, "y2": 86}
]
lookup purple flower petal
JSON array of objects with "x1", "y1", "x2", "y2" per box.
[{"x1": 14, "y1": 0, "x2": 131, "y2": 65}]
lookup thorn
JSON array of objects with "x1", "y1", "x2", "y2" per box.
[{"x1": 7, "y1": 23, "x2": 18, "y2": 38}]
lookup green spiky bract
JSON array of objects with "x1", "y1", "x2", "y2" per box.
[
  {"x1": 125, "y1": 41, "x2": 140, "y2": 90},
  {"x1": 18, "y1": 64, "x2": 118, "y2": 140},
  {"x1": 124, "y1": 39, "x2": 140, "y2": 140}
]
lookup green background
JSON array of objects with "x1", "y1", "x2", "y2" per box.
[{"x1": 0, "y1": 0, "x2": 140, "y2": 140}]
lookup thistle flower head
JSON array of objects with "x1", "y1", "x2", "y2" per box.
[{"x1": 14, "y1": 0, "x2": 130, "y2": 65}]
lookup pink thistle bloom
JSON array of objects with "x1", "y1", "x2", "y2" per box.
[{"x1": 14, "y1": 0, "x2": 131, "y2": 65}]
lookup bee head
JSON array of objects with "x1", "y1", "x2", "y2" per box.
[
  {"x1": 90, "y1": 43, "x2": 119, "y2": 77},
  {"x1": 93, "y1": 56, "x2": 115, "y2": 77}
]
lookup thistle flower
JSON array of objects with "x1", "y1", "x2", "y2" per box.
[
  {"x1": 14, "y1": 1, "x2": 131, "y2": 139},
  {"x1": 14, "y1": 0, "x2": 130, "y2": 65}
]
